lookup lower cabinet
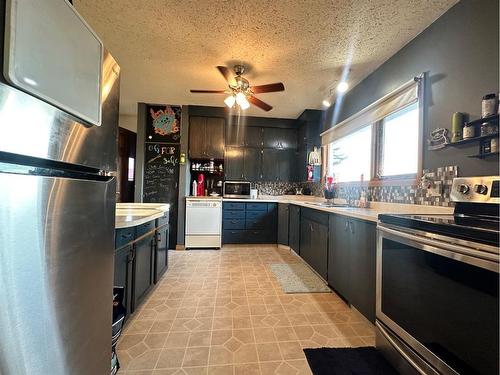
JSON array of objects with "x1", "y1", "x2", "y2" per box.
[
  {"x1": 300, "y1": 208, "x2": 328, "y2": 280},
  {"x1": 222, "y1": 202, "x2": 277, "y2": 244},
  {"x1": 133, "y1": 233, "x2": 155, "y2": 309},
  {"x1": 288, "y1": 205, "x2": 300, "y2": 254},
  {"x1": 328, "y1": 214, "x2": 376, "y2": 322},
  {"x1": 113, "y1": 245, "x2": 133, "y2": 318},
  {"x1": 154, "y1": 224, "x2": 169, "y2": 283},
  {"x1": 277, "y1": 203, "x2": 289, "y2": 246}
]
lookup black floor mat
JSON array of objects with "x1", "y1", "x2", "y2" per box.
[{"x1": 303, "y1": 347, "x2": 400, "y2": 375}]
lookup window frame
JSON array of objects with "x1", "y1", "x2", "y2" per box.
[{"x1": 326, "y1": 100, "x2": 423, "y2": 185}]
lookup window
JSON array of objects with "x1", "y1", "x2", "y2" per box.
[
  {"x1": 325, "y1": 99, "x2": 421, "y2": 183},
  {"x1": 377, "y1": 102, "x2": 419, "y2": 178},
  {"x1": 327, "y1": 125, "x2": 372, "y2": 182}
]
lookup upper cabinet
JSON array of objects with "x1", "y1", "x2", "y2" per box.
[
  {"x1": 189, "y1": 116, "x2": 225, "y2": 159},
  {"x1": 263, "y1": 128, "x2": 298, "y2": 149},
  {"x1": 3, "y1": 0, "x2": 103, "y2": 126}
]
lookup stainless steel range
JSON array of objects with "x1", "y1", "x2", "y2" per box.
[{"x1": 376, "y1": 176, "x2": 499, "y2": 375}]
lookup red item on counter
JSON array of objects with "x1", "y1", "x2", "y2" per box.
[{"x1": 197, "y1": 174, "x2": 205, "y2": 196}]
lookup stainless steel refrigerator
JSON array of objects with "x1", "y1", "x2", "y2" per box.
[{"x1": 0, "y1": 47, "x2": 120, "y2": 375}]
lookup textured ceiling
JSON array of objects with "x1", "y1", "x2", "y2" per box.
[{"x1": 74, "y1": 0, "x2": 457, "y2": 119}]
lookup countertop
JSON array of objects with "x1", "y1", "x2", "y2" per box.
[
  {"x1": 115, "y1": 203, "x2": 170, "y2": 229},
  {"x1": 213, "y1": 195, "x2": 454, "y2": 222}
]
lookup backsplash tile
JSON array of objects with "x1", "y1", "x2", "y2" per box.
[{"x1": 255, "y1": 165, "x2": 458, "y2": 207}]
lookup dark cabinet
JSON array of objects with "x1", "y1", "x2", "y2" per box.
[
  {"x1": 263, "y1": 128, "x2": 298, "y2": 149},
  {"x1": 277, "y1": 203, "x2": 289, "y2": 246},
  {"x1": 262, "y1": 149, "x2": 279, "y2": 181},
  {"x1": 154, "y1": 224, "x2": 169, "y2": 283},
  {"x1": 349, "y1": 219, "x2": 376, "y2": 323},
  {"x1": 225, "y1": 146, "x2": 245, "y2": 180},
  {"x1": 133, "y1": 233, "x2": 154, "y2": 309},
  {"x1": 262, "y1": 149, "x2": 297, "y2": 182},
  {"x1": 289, "y1": 205, "x2": 300, "y2": 253},
  {"x1": 222, "y1": 202, "x2": 277, "y2": 244},
  {"x1": 299, "y1": 209, "x2": 328, "y2": 280},
  {"x1": 189, "y1": 116, "x2": 225, "y2": 159},
  {"x1": 245, "y1": 127, "x2": 264, "y2": 147},
  {"x1": 328, "y1": 214, "x2": 376, "y2": 322},
  {"x1": 114, "y1": 245, "x2": 133, "y2": 317},
  {"x1": 244, "y1": 148, "x2": 262, "y2": 181},
  {"x1": 328, "y1": 215, "x2": 351, "y2": 300}
]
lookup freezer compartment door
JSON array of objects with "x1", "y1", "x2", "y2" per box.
[{"x1": 0, "y1": 172, "x2": 116, "y2": 375}]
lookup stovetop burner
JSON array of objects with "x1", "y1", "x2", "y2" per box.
[{"x1": 379, "y1": 176, "x2": 500, "y2": 247}]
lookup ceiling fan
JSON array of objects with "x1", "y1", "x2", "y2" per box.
[{"x1": 190, "y1": 65, "x2": 284, "y2": 112}]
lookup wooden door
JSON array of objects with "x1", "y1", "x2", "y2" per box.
[
  {"x1": 205, "y1": 117, "x2": 225, "y2": 159},
  {"x1": 243, "y1": 148, "x2": 262, "y2": 181},
  {"x1": 289, "y1": 205, "x2": 300, "y2": 253},
  {"x1": 117, "y1": 127, "x2": 136, "y2": 202},
  {"x1": 277, "y1": 203, "x2": 289, "y2": 246},
  {"x1": 245, "y1": 127, "x2": 264, "y2": 147},
  {"x1": 262, "y1": 149, "x2": 280, "y2": 181},
  {"x1": 189, "y1": 116, "x2": 206, "y2": 159},
  {"x1": 225, "y1": 147, "x2": 245, "y2": 180},
  {"x1": 328, "y1": 214, "x2": 351, "y2": 300},
  {"x1": 349, "y1": 219, "x2": 377, "y2": 322}
]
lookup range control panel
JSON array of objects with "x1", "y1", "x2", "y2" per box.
[{"x1": 450, "y1": 176, "x2": 500, "y2": 204}]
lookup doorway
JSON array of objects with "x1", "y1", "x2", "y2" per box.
[{"x1": 117, "y1": 127, "x2": 137, "y2": 202}]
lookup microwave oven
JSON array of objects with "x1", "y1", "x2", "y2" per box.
[{"x1": 223, "y1": 181, "x2": 251, "y2": 198}]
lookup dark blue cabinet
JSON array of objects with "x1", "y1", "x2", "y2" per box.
[
  {"x1": 289, "y1": 205, "x2": 300, "y2": 253},
  {"x1": 278, "y1": 203, "x2": 289, "y2": 246},
  {"x1": 133, "y1": 233, "x2": 154, "y2": 309},
  {"x1": 223, "y1": 202, "x2": 277, "y2": 244},
  {"x1": 328, "y1": 214, "x2": 376, "y2": 322},
  {"x1": 299, "y1": 208, "x2": 328, "y2": 280}
]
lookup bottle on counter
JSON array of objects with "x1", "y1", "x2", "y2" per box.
[{"x1": 192, "y1": 180, "x2": 197, "y2": 196}]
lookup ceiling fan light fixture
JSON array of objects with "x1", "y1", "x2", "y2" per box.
[
  {"x1": 235, "y1": 92, "x2": 246, "y2": 105},
  {"x1": 239, "y1": 98, "x2": 250, "y2": 110},
  {"x1": 322, "y1": 99, "x2": 331, "y2": 107},
  {"x1": 224, "y1": 95, "x2": 236, "y2": 108}
]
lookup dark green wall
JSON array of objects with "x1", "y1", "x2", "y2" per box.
[{"x1": 325, "y1": 0, "x2": 499, "y2": 176}]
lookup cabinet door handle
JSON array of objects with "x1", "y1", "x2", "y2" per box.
[
  {"x1": 127, "y1": 248, "x2": 135, "y2": 262},
  {"x1": 157, "y1": 232, "x2": 161, "y2": 241},
  {"x1": 344, "y1": 221, "x2": 349, "y2": 231},
  {"x1": 349, "y1": 221, "x2": 354, "y2": 234},
  {"x1": 121, "y1": 233, "x2": 133, "y2": 239},
  {"x1": 309, "y1": 223, "x2": 313, "y2": 232}
]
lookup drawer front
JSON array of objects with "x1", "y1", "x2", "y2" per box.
[
  {"x1": 246, "y1": 203, "x2": 267, "y2": 211},
  {"x1": 223, "y1": 210, "x2": 246, "y2": 219},
  {"x1": 136, "y1": 220, "x2": 155, "y2": 237},
  {"x1": 223, "y1": 202, "x2": 245, "y2": 210},
  {"x1": 115, "y1": 227, "x2": 136, "y2": 249},
  {"x1": 245, "y1": 218, "x2": 265, "y2": 230},
  {"x1": 301, "y1": 207, "x2": 329, "y2": 225},
  {"x1": 223, "y1": 229, "x2": 246, "y2": 244},
  {"x1": 223, "y1": 218, "x2": 245, "y2": 230},
  {"x1": 246, "y1": 210, "x2": 268, "y2": 220}
]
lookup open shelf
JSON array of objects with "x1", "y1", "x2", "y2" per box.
[
  {"x1": 467, "y1": 152, "x2": 499, "y2": 159},
  {"x1": 449, "y1": 132, "x2": 499, "y2": 146},
  {"x1": 464, "y1": 114, "x2": 498, "y2": 128}
]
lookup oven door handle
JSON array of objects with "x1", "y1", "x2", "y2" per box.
[{"x1": 378, "y1": 225, "x2": 499, "y2": 270}]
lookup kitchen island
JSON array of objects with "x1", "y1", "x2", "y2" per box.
[{"x1": 114, "y1": 203, "x2": 170, "y2": 319}]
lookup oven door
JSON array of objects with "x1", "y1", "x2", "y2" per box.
[{"x1": 376, "y1": 224, "x2": 499, "y2": 375}]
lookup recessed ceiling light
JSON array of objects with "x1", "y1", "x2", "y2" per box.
[
  {"x1": 337, "y1": 81, "x2": 349, "y2": 93},
  {"x1": 322, "y1": 100, "x2": 331, "y2": 107}
]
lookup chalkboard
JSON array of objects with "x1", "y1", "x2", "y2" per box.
[
  {"x1": 146, "y1": 105, "x2": 181, "y2": 143},
  {"x1": 143, "y1": 142, "x2": 180, "y2": 249}
]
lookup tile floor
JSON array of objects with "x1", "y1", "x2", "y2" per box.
[{"x1": 117, "y1": 244, "x2": 375, "y2": 375}]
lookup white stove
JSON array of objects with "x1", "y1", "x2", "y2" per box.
[{"x1": 185, "y1": 197, "x2": 222, "y2": 249}]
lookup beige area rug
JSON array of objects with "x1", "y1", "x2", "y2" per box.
[{"x1": 270, "y1": 263, "x2": 331, "y2": 293}]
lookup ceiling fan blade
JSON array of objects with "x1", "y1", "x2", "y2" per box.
[
  {"x1": 216, "y1": 66, "x2": 235, "y2": 85},
  {"x1": 190, "y1": 89, "x2": 226, "y2": 93},
  {"x1": 250, "y1": 82, "x2": 285, "y2": 94},
  {"x1": 248, "y1": 96, "x2": 273, "y2": 111}
]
